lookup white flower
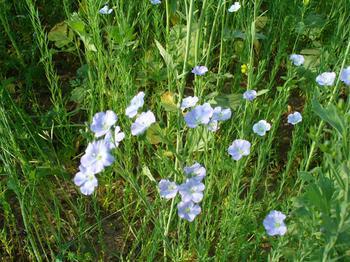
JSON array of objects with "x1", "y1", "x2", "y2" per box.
[
  {"x1": 125, "y1": 92, "x2": 145, "y2": 118},
  {"x1": 340, "y1": 66, "x2": 350, "y2": 86},
  {"x1": 74, "y1": 166, "x2": 98, "y2": 195},
  {"x1": 228, "y1": 139, "x2": 251, "y2": 161},
  {"x1": 150, "y1": 0, "x2": 161, "y2": 4},
  {"x1": 104, "y1": 126, "x2": 125, "y2": 149},
  {"x1": 99, "y1": 5, "x2": 113, "y2": 15},
  {"x1": 243, "y1": 90, "x2": 257, "y2": 101},
  {"x1": 253, "y1": 120, "x2": 271, "y2": 136},
  {"x1": 192, "y1": 66, "x2": 208, "y2": 76},
  {"x1": 316, "y1": 72, "x2": 336, "y2": 86},
  {"x1": 131, "y1": 110, "x2": 156, "y2": 136},
  {"x1": 181, "y1": 96, "x2": 199, "y2": 110},
  {"x1": 90, "y1": 110, "x2": 118, "y2": 138},
  {"x1": 287, "y1": 112, "x2": 302, "y2": 125},
  {"x1": 289, "y1": 54, "x2": 304, "y2": 66},
  {"x1": 263, "y1": 210, "x2": 287, "y2": 236},
  {"x1": 228, "y1": 2, "x2": 241, "y2": 12},
  {"x1": 159, "y1": 179, "x2": 178, "y2": 199}
]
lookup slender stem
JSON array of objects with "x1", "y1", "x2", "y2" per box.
[{"x1": 304, "y1": 39, "x2": 350, "y2": 171}]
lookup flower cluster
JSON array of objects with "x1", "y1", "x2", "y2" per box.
[
  {"x1": 183, "y1": 102, "x2": 232, "y2": 132},
  {"x1": 159, "y1": 163, "x2": 206, "y2": 222},
  {"x1": 315, "y1": 67, "x2": 350, "y2": 87},
  {"x1": 73, "y1": 92, "x2": 157, "y2": 195},
  {"x1": 74, "y1": 110, "x2": 124, "y2": 195},
  {"x1": 126, "y1": 92, "x2": 156, "y2": 136}
]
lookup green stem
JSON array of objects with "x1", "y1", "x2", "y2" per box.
[{"x1": 304, "y1": 39, "x2": 350, "y2": 171}]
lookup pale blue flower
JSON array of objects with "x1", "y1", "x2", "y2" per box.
[
  {"x1": 316, "y1": 72, "x2": 336, "y2": 86},
  {"x1": 289, "y1": 54, "x2": 304, "y2": 66},
  {"x1": 228, "y1": 2, "x2": 241, "y2": 12},
  {"x1": 159, "y1": 179, "x2": 178, "y2": 199},
  {"x1": 179, "y1": 178, "x2": 205, "y2": 203},
  {"x1": 90, "y1": 110, "x2": 118, "y2": 138},
  {"x1": 243, "y1": 90, "x2": 257, "y2": 101},
  {"x1": 80, "y1": 140, "x2": 115, "y2": 174},
  {"x1": 177, "y1": 201, "x2": 201, "y2": 222},
  {"x1": 74, "y1": 165, "x2": 98, "y2": 195},
  {"x1": 263, "y1": 210, "x2": 287, "y2": 236},
  {"x1": 253, "y1": 120, "x2": 271, "y2": 136},
  {"x1": 287, "y1": 112, "x2": 302, "y2": 125},
  {"x1": 228, "y1": 139, "x2": 251, "y2": 161},
  {"x1": 131, "y1": 110, "x2": 156, "y2": 136},
  {"x1": 192, "y1": 66, "x2": 208, "y2": 76},
  {"x1": 125, "y1": 92, "x2": 145, "y2": 118},
  {"x1": 340, "y1": 66, "x2": 350, "y2": 86},
  {"x1": 150, "y1": 0, "x2": 161, "y2": 4},
  {"x1": 207, "y1": 120, "x2": 218, "y2": 132},
  {"x1": 181, "y1": 96, "x2": 199, "y2": 110},
  {"x1": 99, "y1": 5, "x2": 113, "y2": 15},
  {"x1": 184, "y1": 103, "x2": 214, "y2": 128},
  {"x1": 212, "y1": 107, "x2": 232, "y2": 121},
  {"x1": 104, "y1": 126, "x2": 125, "y2": 149},
  {"x1": 184, "y1": 163, "x2": 206, "y2": 181}
]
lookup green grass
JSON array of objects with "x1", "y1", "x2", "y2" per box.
[{"x1": 0, "y1": 0, "x2": 350, "y2": 260}]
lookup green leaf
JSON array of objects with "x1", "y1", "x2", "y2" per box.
[
  {"x1": 299, "y1": 171, "x2": 314, "y2": 182},
  {"x1": 160, "y1": 91, "x2": 178, "y2": 112},
  {"x1": 146, "y1": 124, "x2": 165, "y2": 145},
  {"x1": 312, "y1": 99, "x2": 346, "y2": 137},
  {"x1": 48, "y1": 22, "x2": 73, "y2": 48},
  {"x1": 80, "y1": 35, "x2": 97, "y2": 52},
  {"x1": 214, "y1": 93, "x2": 241, "y2": 109},
  {"x1": 70, "y1": 86, "x2": 86, "y2": 104},
  {"x1": 257, "y1": 89, "x2": 269, "y2": 96},
  {"x1": 142, "y1": 166, "x2": 156, "y2": 183},
  {"x1": 155, "y1": 39, "x2": 175, "y2": 70},
  {"x1": 67, "y1": 13, "x2": 85, "y2": 34}
]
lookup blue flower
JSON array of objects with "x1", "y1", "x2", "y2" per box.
[
  {"x1": 181, "y1": 96, "x2": 199, "y2": 110},
  {"x1": 228, "y1": 2, "x2": 241, "y2": 12},
  {"x1": 243, "y1": 90, "x2": 257, "y2": 101},
  {"x1": 150, "y1": 0, "x2": 161, "y2": 4},
  {"x1": 287, "y1": 112, "x2": 302, "y2": 125},
  {"x1": 131, "y1": 110, "x2": 156, "y2": 136},
  {"x1": 159, "y1": 179, "x2": 178, "y2": 199},
  {"x1": 263, "y1": 210, "x2": 287, "y2": 236},
  {"x1": 80, "y1": 140, "x2": 115, "y2": 174},
  {"x1": 184, "y1": 103, "x2": 214, "y2": 128},
  {"x1": 177, "y1": 201, "x2": 201, "y2": 222},
  {"x1": 253, "y1": 120, "x2": 271, "y2": 136},
  {"x1": 212, "y1": 107, "x2": 232, "y2": 121},
  {"x1": 125, "y1": 92, "x2": 145, "y2": 118},
  {"x1": 192, "y1": 66, "x2": 208, "y2": 76},
  {"x1": 99, "y1": 5, "x2": 113, "y2": 15},
  {"x1": 104, "y1": 126, "x2": 125, "y2": 149},
  {"x1": 316, "y1": 72, "x2": 336, "y2": 86},
  {"x1": 228, "y1": 139, "x2": 251, "y2": 161},
  {"x1": 90, "y1": 110, "x2": 118, "y2": 138},
  {"x1": 179, "y1": 178, "x2": 205, "y2": 203},
  {"x1": 289, "y1": 54, "x2": 304, "y2": 66},
  {"x1": 74, "y1": 165, "x2": 98, "y2": 195},
  {"x1": 184, "y1": 163, "x2": 206, "y2": 181},
  {"x1": 340, "y1": 66, "x2": 350, "y2": 86}
]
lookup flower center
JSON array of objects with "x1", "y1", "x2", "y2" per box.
[
  {"x1": 274, "y1": 222, "x2": 281, "y2": 228},
  {"x1": 185, "y1": 207, "x2": 191, "y2": 213},
  {"x1": 103, "y1": 122, "x2": 109, "y2": 130}
]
